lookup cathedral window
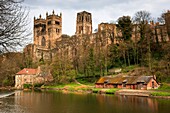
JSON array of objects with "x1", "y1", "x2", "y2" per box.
[
  {"x1": 41, "y1": 37, "x2": 46, "y2": 46},
  {"x1": 82, "y1": 16, "x2": 84, "y2": 21},
  {"x1": 48, "y1": 21, "x2": 51, "y2": 25},
  {"x1": 55, "y1": 21, "x2": 60, "y2": 25},
  {"x1": 48, "y1": 28, "x2": 51, "y2": 35},
  {"x1": 56, "y1": 29, "x2": 60, "y2": 33},
  {"x1": 36, "y1": 30, "x2": 39, "y2": 36}
]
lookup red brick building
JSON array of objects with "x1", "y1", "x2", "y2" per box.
[{"x1": 95, "y1": 76, "x2": 159, "y2": 90}]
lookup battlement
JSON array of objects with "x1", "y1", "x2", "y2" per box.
[{"x1": 34, "y1": 10, "x2": 62, "y2": 24}]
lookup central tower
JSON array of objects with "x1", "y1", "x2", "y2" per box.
[{"x1": 76, "y1": 11, "x2": 92, "y2": 35}]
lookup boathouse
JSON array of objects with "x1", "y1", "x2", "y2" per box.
[{"x1": 95, "y1": 76, "x2": 159, "y2": 90}]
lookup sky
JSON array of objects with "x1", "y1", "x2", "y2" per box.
[{"x1": 23, "y1": 0, "x2": 170, "y2": 37}]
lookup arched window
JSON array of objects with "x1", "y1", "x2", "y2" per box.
[{"x1": 41, "y1": 37, "x2": 46, "y2": 46}]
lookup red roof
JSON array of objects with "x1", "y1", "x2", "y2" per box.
[{"x1": 16, "y1": 68, "x2": 37, "y2": 75}]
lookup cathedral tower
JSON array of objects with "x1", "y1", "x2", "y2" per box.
[
  {"x1": 165, "y1": 10, "x2": 170, "y2": 39},
  {"x1": 33, "y1": 10, "x2": 62, "y2": 61},
  {"x1": 76, "y1": 11, "x2": 92, "y2": 35}
]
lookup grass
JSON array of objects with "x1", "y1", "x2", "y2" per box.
[
  {"x1": 43, "y1": 83, "x2": 81, "y2": 89},
  {"x1": 159, "y1": 83, "x2": 170, "y2": 90},
  {"x1": 92, "y1": 88, "x2": 101, "y2": 93},
  {"x1": 150, "y1": 83, "x2": 170, "y2": 97},
  {"x1": 151, "y1": 92, "x2": 170, "y2": 96},
  {"x1": 43, "y1": 83, "x2": 119, "y2": 95},
  {"x1": 92, "y1": 88, "x2": 119, "y2": 94},
  {"x1": 105, "y1": 89, "x2": 119, "y2": 94}
]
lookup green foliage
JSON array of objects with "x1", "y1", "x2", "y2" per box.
[
  {"x1": 92, "y1": 88, "x2": 101, "y2": 93},
  {"x1": 117, "y1": 16, "x2": 132, "y2": 41},
  {"x1": 122, "y1": 65, "x2": 138, "y2": 73},
  {"x1": 34, "y1": 83, "x2": 44, "y2": 87},
  {"x1": 105, "y1": 89, "x2": 119, "y2": 94},
  {"x1": 23, "y1": 84, "x2": 32, "y2": 89},
  {"x1": 2, "y1": 78, "x2": 9, "y2": 86},
  {"x1": 92, "y1": 88, "x2": 119, "y2": 94},
  {"x1": 159, "y1": 83, "x2": 170, "y2": 90},
  {"x1": 44, "y1": 83, "x2": 81, "y2": 89},
  {"x1": 77, "y1": 77, "x2": 98, "y2": 84},
  {"x1": 151, "y1": 92, "x2": 170, "y2": 96}
]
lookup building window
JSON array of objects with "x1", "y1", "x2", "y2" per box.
[
  {"x1": 48, "y1": 21, "x2": 51, "y2": 25},
  {"x1": 56, "y1": 29, "x2": 60, "y2": 33},
  {"x1": 79, "y1": 26, "x2": 83, "y2": 34},
  {"x1": 55, "y1": 21, "x2": 60, "y2": 25},
  {"x1": 82, "y1": 16, "x2": 84, "y2": 21},
  {"x1": 41, "y1": 37, "x2": 46, "y2": 46},
  {"x1": 48, "y1": 28, "x2": 51, "y2": 35},
  {"x1": 152, "y1": 81, "x2": 154, "y2": 88}
]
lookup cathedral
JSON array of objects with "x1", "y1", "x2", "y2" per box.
[{"x1": 23, "y1": 10, "x2": 170, "y2": 63}]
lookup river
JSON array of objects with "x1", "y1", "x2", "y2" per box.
[{"x1": 0, "y1": 90, "x2": 170, "y2": 113}]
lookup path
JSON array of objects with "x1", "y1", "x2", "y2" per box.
[{"x1": 115, "y1": 89, "x2": 152, "y2": 97}]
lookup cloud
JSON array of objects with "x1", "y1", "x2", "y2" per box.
[{"x1": 24, "y1": 0, "x2": 170, "y2": 36}]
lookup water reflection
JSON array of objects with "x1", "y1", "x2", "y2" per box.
[
  {"x1": 95, "y1": 94, "x2": 158, "y2": 113},
  {"x1": 0, "y1": 90, "x2": 170, "y2": 113}
]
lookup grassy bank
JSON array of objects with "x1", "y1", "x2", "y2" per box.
[
  {"x1": 151, "y1": 83, "x2": 170, "y2": 96},
  {"x1": 42, "y1": 83, "x2": 170, "y2": 97},
  {"x1": 42, "y1": 83, "x2": 119, "y2": 94},
  {"x1": 151, "y1": 92, "x2": 170, "y2": 96},
  {"x1": 92, "y1": 88, "x2": 119, "y2": 94}
]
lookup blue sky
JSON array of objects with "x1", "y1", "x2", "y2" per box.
[{"x1": 24, "y1": 0, "x2": 170, "y2": 36}]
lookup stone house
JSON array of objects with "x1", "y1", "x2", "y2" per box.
[
  {"x1": 95, "y1": 76, "x2": 159, "y2": 90},
  {"x1": 15, "y1": 67, "x2": 53, "y2": 89}
]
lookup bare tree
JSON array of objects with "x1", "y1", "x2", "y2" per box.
[
  {"x1": 133, "y1": 10, "x2": 151, "y2": 41},
  {"x1": 157, "y1": 11, "x2": 166, "y2": 24},
  {"x1": 0, "y1": 0, "x2": 30, "y2": 53}
]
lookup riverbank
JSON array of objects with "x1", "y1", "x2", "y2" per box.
[
  {"x1": 1, "y1": 83, "x2": 170, "y2": 99},
  {"x1": 40, "y1": 83, "x2": 170, "y2": 98}
]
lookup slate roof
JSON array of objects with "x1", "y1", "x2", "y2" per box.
[
  {"x1": 16, "y1": 68, "x2": 37, "y2": 75},
  {"x1": 96, "y1": 76, "x2": 154, "y2": 85}
]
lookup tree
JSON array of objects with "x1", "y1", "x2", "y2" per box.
[
  {"x1": 0, "y1": 52, "x2": 24, "y2": 86},
  {"x1": 117, "y1": 16, "x2": 133, "y2": 66},
  {"x1": 157, "y1": 11, "x2": 166, "y2": 24},
  {"x1": 0, "y1": 0, "x2": 30, "y2": 53},
  {"x1": 117, "y1": 16, "x2": 133, "y2": 41},
  {"x1": 133, "y1": 11, "x2": 152, "y2": 66},
  {"x1": 133, "y1": 10, "x2": 151, "y2": 41}
]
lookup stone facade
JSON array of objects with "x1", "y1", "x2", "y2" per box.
[
  {"x1": 15, "y1": 67, "x2": 53, "y2": 89},
  {"x1": 33, "y1": 10, "x2": 62, "y2": 61},
  {"x1": 98, "y1": 23, "x2": 118, "y2": 44},
  {"x1": 165, "y1": 10, "x2": 170, "y2": 38},
  {"x1": 76, "y1": 11, "x2": 92, "y2": 35}
]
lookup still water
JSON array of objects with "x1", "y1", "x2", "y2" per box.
[{"x1": 0, "y1": 90, "x2": 170, "y2": 113}]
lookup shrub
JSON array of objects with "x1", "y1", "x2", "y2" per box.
[
  {"x1": 23, "y1": 84, "x2": 32, "y2": 89},
  {"x1": 34, "y1": 83, "x2": 43, "y2": 87},
  {"x1": 2, "y1": 79, "x2": 9, "y2": 86}
]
